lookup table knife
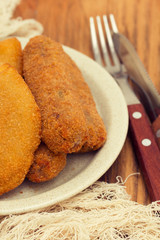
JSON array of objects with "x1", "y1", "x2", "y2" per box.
[
  {"x1": 112, "y1": 31, "x2": 160, "y2": 202},
  {"x1": 112, "y1": 32, "x2": 160, "y2": 146}
]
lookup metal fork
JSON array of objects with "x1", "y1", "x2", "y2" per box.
[
  {"x1": 90, "y1": 15, "x2": 139, "y2": 105},
  {"x1": 89, "y1": 15, "x2": 160, "y2": 202}
]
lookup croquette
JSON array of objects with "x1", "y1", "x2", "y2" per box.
[
  {"x1": 0, "y1": 38, "x2": 22, "y2": 75},
  {"x1": 57, "y1": 46, "x2": 107, "y2": 152},
  {"x1": 23, "y1": 36, "x2": 88, "y2": 154},
  {"x1": 0, "y1": 64, "x2": 41, "y2": 195},
  {"x1": 23, "y1": 35, "x2": 106, "y2": 154},
  {"x1": 27, "y1": 142, "x2": 66, "y2": 183}
]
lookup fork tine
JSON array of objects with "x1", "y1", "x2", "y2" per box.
[
  {"x1": 96, "y1": 16, "x2": 111, "y2": 67},
  {"x1": 89, "y1": 17, "x2": 103, "y2": 66},
  {"x1": 103, "y1": 15, "x2": 120, "y2": 67},
  {"x1": 109, "y1": 14, "x2": 119, "y2": 33}
]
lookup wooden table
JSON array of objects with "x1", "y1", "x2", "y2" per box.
[{"x1": 15, "y1": 0, "x2": 160, "y2": 205}]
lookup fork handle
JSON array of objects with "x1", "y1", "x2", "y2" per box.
[{"x1": 128, "y1": 103, "x2": 160, "y2": 202}]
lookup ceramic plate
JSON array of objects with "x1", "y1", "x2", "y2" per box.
[{"x1": 0, "y1": 46, "x2": 128, "y2": 215}]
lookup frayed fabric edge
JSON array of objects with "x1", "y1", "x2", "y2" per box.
[{"x1": 0, "y1": 178, "x2": 160, "y2": 240}]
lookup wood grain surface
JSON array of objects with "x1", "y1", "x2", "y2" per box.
[{"x1": 14, "y1": 0, "x2": 160, "y2": 205}]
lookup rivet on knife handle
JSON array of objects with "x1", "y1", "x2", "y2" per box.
[{"x1": 128, "y1": 103, "x2": 160, "y2": 202}]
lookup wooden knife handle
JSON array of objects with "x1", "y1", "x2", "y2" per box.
[{"x1": 128, "y1": 103, "x2": 160, "y2": 202}]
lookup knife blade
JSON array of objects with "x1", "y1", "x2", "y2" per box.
[
  {"x1": 112, "y1": 32, "x2": 160, "y2": 147},
  {"x1": 112, "y1": 32, "x2": 160, "y2": 109}
]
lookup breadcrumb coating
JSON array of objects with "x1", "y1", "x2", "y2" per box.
[
  {"x1": 23, "y1": 36, "x2": 88, "y2": 154},
  {"x1": 0, "y1": 38, "x2": 22, "y2": 75},
  {"x1": 27, "y1": 142, "x2": 66, "y2": 183},
  {"x1": 23, "y1": 35, "x2": 106, "y2": 154},
  {"x1": 0, "y1": 64, "x2": 41, "y2": 195},
  {"x1": 57, "y1": 47, "x2": 107, "y2": 152}
]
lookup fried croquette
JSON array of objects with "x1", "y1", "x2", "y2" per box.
[
  {"x1": 0, "y1": 64, "x2": 41, "y2": 195},
  {"x1": 0, "y1": 38, "x2": 22, "y2": 75},
  {"x1": 23, "y1": 36, "x2": 88, "y2": 154},
  {"x1": 53, "y1": 44, "x2": 107, "y2": 152},
  {"x1": 67, "y1": 63, "x2": 107, "y2": 152},
  {"x1": 27, "y1": 142, "x2": 66, "y2": 183}
]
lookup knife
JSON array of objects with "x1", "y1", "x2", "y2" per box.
[
  {"x1": 110, "y1": 17, "x2": 160, "y2": 202},
  {"x1": 112, "y1": 30, "x2": 160, "y2": 147}
]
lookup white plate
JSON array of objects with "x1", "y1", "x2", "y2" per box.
[{"x1": 0, "y1": 46, "x2": 128, "y2": 215}]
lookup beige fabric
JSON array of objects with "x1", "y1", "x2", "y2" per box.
[
  {"x1": 0, "y1": 1, "x2": 160, "y2": 239},
  {"x1": 0, "y1": 0, "x2": 43, "y2": 47},
  {"x1": 0, "y1": 181, "x2": 160, "y2": 240}
]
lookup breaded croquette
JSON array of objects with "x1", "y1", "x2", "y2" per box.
[
  {"x1": 23, "y1": 36, "x2": 88, "y2": 154},
  {"x1": 0, "y1": 38, "x2": 22, "y2": 75},
  {"x1": 54, "y1": 45, "x2": 107, "y2": 152},
  {"x1": 27, "y1": 142, "x2": 66, "y2": 183},
  {"x1": 0, "y1": 64, "x2": 41, "y2": 195}
]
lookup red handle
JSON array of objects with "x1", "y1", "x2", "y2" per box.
[{"x1": 128, "y1": 103, "x2": 160, "y2": 202}]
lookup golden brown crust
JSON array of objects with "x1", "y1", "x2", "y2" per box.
[
  {"x1": 0, "y1": 38, "x2": 23, "y2": 75},
  {"x1": 23, "y1": 36, "x2": 88, "y2": 154},
  {"x1": 58, "y1": 48, "x2": 107, "y2": 152},
  {"x1": 23, "y1": 35, "x2": 106, "y2": 154},
  {"x1": 0, "y1": 64, "x2": 41, "y2": 195},
  {"x1": 27, "y1": 142, "x2": 66, "y2": 183}
]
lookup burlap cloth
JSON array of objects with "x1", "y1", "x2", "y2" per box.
[{"x1": 0, "y1": 0, "x2": 160, "y2": 239}]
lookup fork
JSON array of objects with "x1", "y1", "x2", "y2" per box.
[{"x1": 89, "y1": 14, "x2": 160, "y2": 202}]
